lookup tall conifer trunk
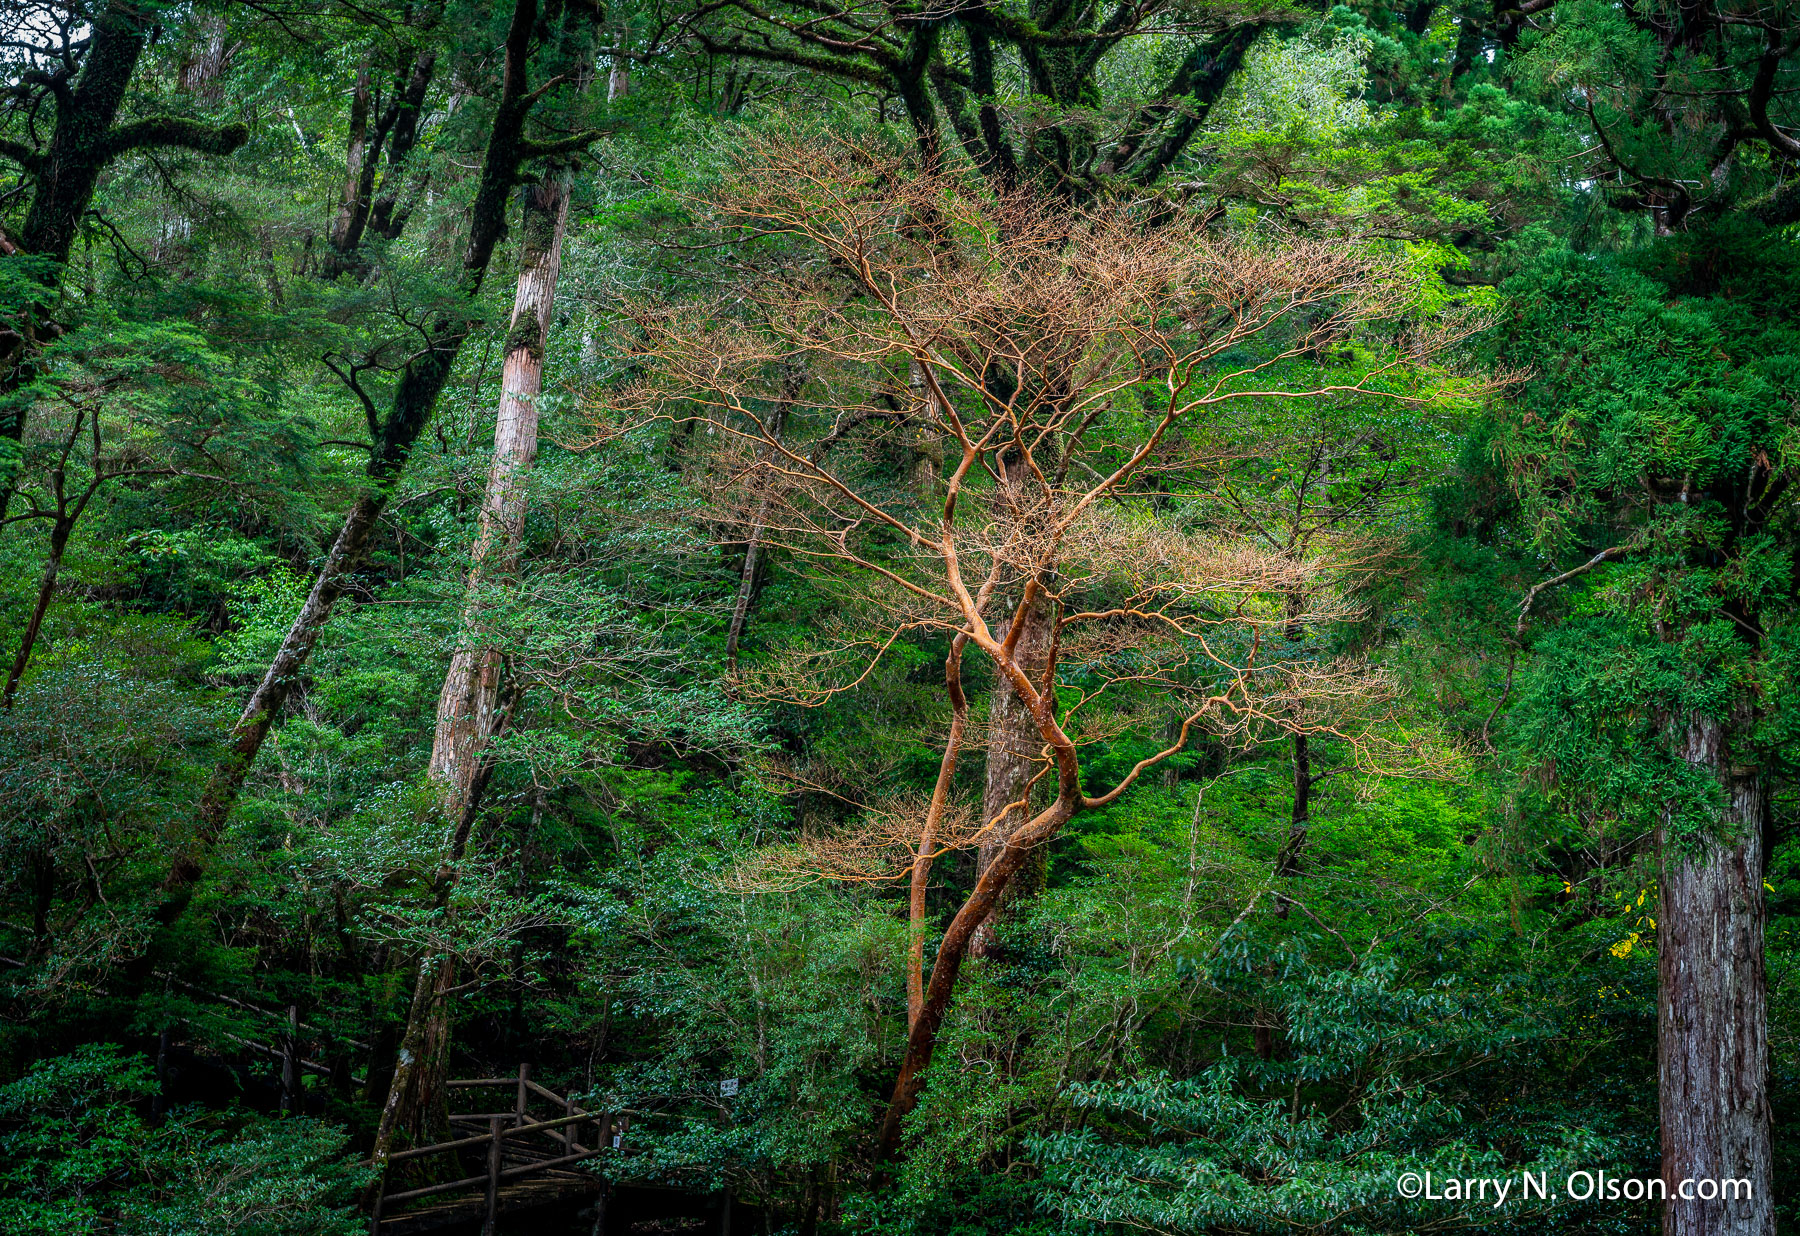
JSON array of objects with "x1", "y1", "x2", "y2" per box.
[
  {"x1": 429, "y1": 169, "x2": 570, "y2": 817},
  {"x1": 1659, "y1": 713, "x2": 1772, "y2": 1236},
  {"x1": 179, "y1": 0, "x2": 597, "y2": 902},
  {"x1": 608, "y1": 29, "x2": 631, "y2": 101},
  {"x1": 373, "y1": 165, "x2": 573, "y2": 1167}
]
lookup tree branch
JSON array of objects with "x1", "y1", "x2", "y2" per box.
[
  {"x1": 101, "y1": 117, "x2": 249, "y2": 161},
  {"x1": 1515, "y1": 545, "x2": 1631, "y2": 639},
  {"x1": 519, "y1": 128, "x2": 609, "y2": 159}
]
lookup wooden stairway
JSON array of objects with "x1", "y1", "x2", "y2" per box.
[{"x1": 369, "y1": 1065, "x2": 621, "y2": 1235}]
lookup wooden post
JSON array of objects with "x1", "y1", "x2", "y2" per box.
[
  {"x1": 280, "y1": 1005, "x2": 299, "y2": 1115},
  {"x1": 563, "y1": 1088, "x2": 574, "y2": 1151},
  {"x1": 368, "y1": 1187, "x2": 383, "y2": 1236},
  {"x1": 589, "y1": 1182, "x2": 609, "y2": 1236},
  {"x1": 152, "y1": 1025, "x2": 169, "y2": 1122},
  {"x1": 514, "y1": 1061, "x2": 530, "y2": 1127},
  {"x1": 483, "y1": 1115, "x2": 503, "y2": 1236},
  {"x1": 718, "y1": 1186, "x2": 732, "y2": 1236}
]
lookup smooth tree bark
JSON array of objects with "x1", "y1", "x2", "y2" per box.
[
  {"x1": 968, "y1": 576, "x2": 1054, "y2": 958},
  {"x1": 878, "y1": 574, "x2": 1205, "y2": 1156},
  {"x1": 724, "y1": 365, "x2": 805, "y2": 669},
  {"x1": 877, "y1": 608, "x2": 1219, "y2": 1156},
  {"x1": 1659, "y1": 713, "x2": 1773, "y2": 1236},
  {"x1": 0, "y1": 2, "x2": 248, "y2": 520},
  {"x1": 178, "y1": 0, "x2": 602, "y2": 905},
  {"x1": 907, "y1": 631, "x2": 973, "y2": 1028},
  {"x1": 430, "y1": 166, "x2": 572, "y2": 821}
]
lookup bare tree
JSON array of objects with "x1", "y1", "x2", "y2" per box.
[{"x1": 613, "y1": 132, "x2": 1479, "y2": 1154}]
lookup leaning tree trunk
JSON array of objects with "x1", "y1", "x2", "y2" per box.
[
  {"x1": 429, "y1": 168, "x2": 570, "y2": 819},
  {"x1": 908, "y1": 636, "x2": 969, "y2": 1028},
  {"x1": 878, "y1": 793, "x2": 1073, "y2": 1156},
  {"x1": 2, "y1": 512, "x2": 75, "y2": 708},
  {"x1": 1659, "y1": 713, "x2": 1772, "y2": 1236},
  {"x1": 375, "y1": 166, "x2": 573, "y2": 1169},
  {"x1": 175, "y1": 0, "x2": 579, "y2": 903},
  {"x1": 184, "y1": 491, "x2": 387, "y2": 885},
  {"x1": 969, "y1": 579, "x2": 1055, "y2": 958}
]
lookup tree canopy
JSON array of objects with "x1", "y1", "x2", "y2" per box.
[{"x1": 0, "y1": 2, "x2": 1795, "y2": 1235}]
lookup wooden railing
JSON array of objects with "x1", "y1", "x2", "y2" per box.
[
  {"x1": 146, "y1": 971, "x2": 369, "y2": 1109},
  {"x1": 369, "y1": 1064, "x2": 623, "y2": 1235}
]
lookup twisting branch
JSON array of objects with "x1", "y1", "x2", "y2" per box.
[
  {"x1": 612, "y1": 130, "x2": 1476, "y2": 1162},
  {"x1": 1515, "y1": 545, "x2": 1632, "y2": 639},
  {"x1": 1479, "y1": 545, "x2": 1633, "y2": 750}
]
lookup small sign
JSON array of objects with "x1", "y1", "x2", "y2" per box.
[
  {"x1": 719, "y1": 1077, "x2": 739, "y2": 1098},
  {"x1": 612, "y1": 1133, "x2": 622, "y2": 1148}
]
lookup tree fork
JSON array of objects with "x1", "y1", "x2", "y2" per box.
[
  {"x1": 877, "y1": 803, "x2": 1068, "y2": 1156},
  {"x1": 969, "y1": 579, "x2": 1055, "y2": 958}
]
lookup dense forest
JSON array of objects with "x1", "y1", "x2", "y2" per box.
[{"x1": 0, "y1": 1, "x2": 1796, "y2": 1234}]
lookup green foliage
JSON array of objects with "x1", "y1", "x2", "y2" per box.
[
  {"x1": 1485, "y1": 232, "x2": 1800, "y2": 849},
  {"x1": 0, "y1": 1044, "x2": 366, "y2": 1236},
  {"x1": 0, "y1": 3, "x2": 1793, "y2": 1234}
]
